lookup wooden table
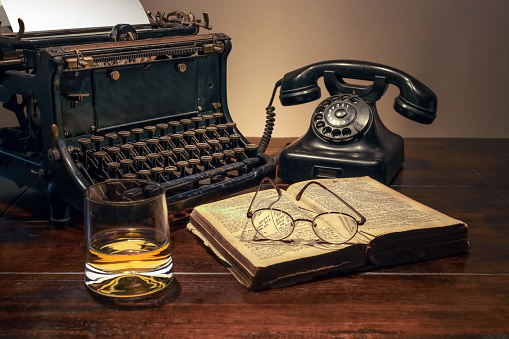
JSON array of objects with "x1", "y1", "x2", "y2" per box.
[{"x1": 1, "y1": 138, "x2": 508, "y2": 338}]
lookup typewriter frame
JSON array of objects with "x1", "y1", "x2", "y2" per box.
[{"x1": 0, "y1": 23, "x2": 275, "y2": 221}]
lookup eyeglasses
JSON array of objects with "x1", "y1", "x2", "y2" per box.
[{"x1": 246, "y1": 178, "x2": 367, "y2": 245}]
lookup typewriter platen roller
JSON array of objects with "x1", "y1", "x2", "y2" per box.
[{"x1": 0, "y1": 15, "x2": 275, "y2": 221}]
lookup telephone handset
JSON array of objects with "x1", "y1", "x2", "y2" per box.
[{"x1": 258, "y1": 60, "x2": 437, "y2": 185}]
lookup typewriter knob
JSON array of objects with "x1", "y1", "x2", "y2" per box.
[{"x1": 110, "y1": 71, "x2": 120, "y2": 81}]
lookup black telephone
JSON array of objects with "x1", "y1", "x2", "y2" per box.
[{"x1": 257, "y1": 60, "x2": 437, "y2": 185}]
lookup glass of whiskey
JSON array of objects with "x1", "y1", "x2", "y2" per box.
[{"x1": 84, "y1": 179, "x2": 173, "y2": 300}]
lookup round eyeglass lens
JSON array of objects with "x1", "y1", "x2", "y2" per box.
[
  {"x1": 251, "y1": 209, "x2": 294, "y2": 240},
  {"x1": 313, "y1": 212, "x2": 358, "y2": 244}
]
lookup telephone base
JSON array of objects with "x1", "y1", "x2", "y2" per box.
[{"x1": 277, "y1": 135, "x2": 404, "y2": 185}]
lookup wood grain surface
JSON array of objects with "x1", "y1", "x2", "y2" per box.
[{"x1": 1, "y1": 138, "x2": 508, "y2": 338}]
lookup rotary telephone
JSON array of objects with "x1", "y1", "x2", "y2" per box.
[{"x1": 257, "y1": 60, "x2": 437, "y2": 185}]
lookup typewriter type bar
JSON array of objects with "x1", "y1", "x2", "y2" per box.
[{"x1": 0, "y1": 27, "x2": 275, "y2": 221}]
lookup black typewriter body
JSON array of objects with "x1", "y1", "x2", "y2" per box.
[{"x1": 0, "y1": 20, "x2": 275, "y2": 221}]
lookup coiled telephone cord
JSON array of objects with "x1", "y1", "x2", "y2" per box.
[{"x1": 258, "y1": 80, "x2": 282, "y2": 153}]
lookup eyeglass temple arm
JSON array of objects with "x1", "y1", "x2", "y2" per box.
[
  {"x1": 246, "y1": 177, "x2": 282, "y2": 218},
  {"x1": 295, "y1": 181, "x2": 366, "y2": 225}
]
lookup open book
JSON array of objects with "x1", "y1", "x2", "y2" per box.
[{"x1": 187, "y1": 176, "x2": 469, "y2": 290}]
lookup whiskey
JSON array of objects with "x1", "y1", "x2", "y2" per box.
[{"x1": 85, "y1": 227, "x2": 173, "y2": 298}]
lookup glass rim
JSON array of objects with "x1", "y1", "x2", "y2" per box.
[{"x1": 85, "y1": 178, "x2": 165, "y2": 205}]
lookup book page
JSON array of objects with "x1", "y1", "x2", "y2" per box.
[
  {"x1": 191, "y1": 188, "x2": 361, "y2": 270},
  {"x1": 286, "y1": 176, "x2": 465, "y2": 237}
]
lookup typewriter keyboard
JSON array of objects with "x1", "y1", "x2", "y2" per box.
[{"x1": 69, "y1": 113, "x2": 270, "y2": 209}]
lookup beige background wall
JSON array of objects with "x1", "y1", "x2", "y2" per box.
[{"x1": 1, "y1": 0, "x2": 508, "y2": 139}]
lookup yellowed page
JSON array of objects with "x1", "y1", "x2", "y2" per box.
[{"x1": 286, "y1": 176, "x2": 466, "y2": 238}]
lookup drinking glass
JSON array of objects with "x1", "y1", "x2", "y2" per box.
[{"x1": 84, "y1": 179, "x2": 173, "y2": 299}]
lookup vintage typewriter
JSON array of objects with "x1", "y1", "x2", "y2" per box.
[{"x1": 0, "y1": 11, "x2": 275, "y2": 221}]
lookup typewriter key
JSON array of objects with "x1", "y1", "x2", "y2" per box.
[
  {"x1": 245, "y1": 144, "x2": 258, "y2": 158},
  {"x1": 160, "y1": 150, "x2": 174, "y2": 166},
  {"x1": 176, "y1": 160, "x2": 189, "y2": 177},
  {"x1": 226, "y1": 122, "x2": 236, "y2": 134},
  {"x1": 144, "y1": 125, "x2": 156, "y2": 139},
  {"x1": 208, "y1": 139, "x2": 221, "y2": 153},
  {"x1": 121, "y1": 143, "x2": 134, "y2": 158},
  {"x1": 118, "y1": 130, "x2": 131, "y2": 144},
  {"x1": 156, "y1": 123, "x2": 168, "y2": 136},
  {"x1": 168, "y1": 121, "x2": 180, "y2": 134},
  {"x1": 223, "y1": 149, "x2": 235, "y2": 164},
  {"x1": 201, "y1": 114, "x2": 213, "y2": 127},
  {"x1": 131, "y1": 128, "x2": 144, "y2": 142},
  {"x1": 216, "y1": 124, "x2": 227, "y2": 137},
  {"x1": 147, "y1": 153, "x2": 161, "y2": 167},
  {"x1": 91, "y1": 135, "x2": 105, "y2": 151},
  {"x1": 173, "y1": 147, "x2": 186, "y2": 161},
  {"x1": 194, "y1": 128, "x2": 206, "y2": 142},
  {"x1": 165, "y1": 166, "x2": 178, "y2": 179},
  {"x1": 230, "y1": 134, "x2": 241, "y2": 148},
  {"x1": 137, "y1": 169, "x2": 151, "y2": 180},
  {"x1": 105, "y1": 133, "x2": 118, "y2": 147},
  {"x1": 201, "y1": 155, "x2": 212, "y2": 171},
  {"x1": 146, "y1": 138, "x2": 159, "y2": 153},
  {"x1": 196, "y1": 142, "x2": 210, "y2": 157},
  {"x1": 213, "y1": 112, "x2": 224, "y2": 125},
  {"x1": 191, "y1": 116, "x2": 203, "y2": 129},
  {"x1": 180, "y1": 119, "x2": 192, "y2": 131},
  {"x1": 205, "y1": 126, "x2": 217, "y2": 140},
  {"x1": 150, "y1": 167, "x2": 164, "y2": 182}
]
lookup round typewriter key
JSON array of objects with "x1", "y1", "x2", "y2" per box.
[
  {"x1": 213, "y1": 112, "x2": 224, "y2": 124},
  {"x1": 106, "y1": 161, "x2": 120, "y2": 178},
  {"x1": 122, "y1": 173, "x2": 137, "y2": 179},
  {"x1": 165, "y1": 166, "x2": 178, "y2": 179},
  {"x1": 120, "y1": 143, "x2": 134, "y2": 158},
  {"x1": 146, "y1": 138, "x2": 159, "y2": 152},
  {"x1": 191, "y1": 116, "x2": 203, "y2": 129},
  {"x1": 245, "y1": 144, "x2": 258, "y2": 158},
  {"x1": 194, "y1": 128, "x2": 206, "y2": 142},
  {"x1": 156, "y1": 123, "x2": 168, "y2": 136},
  {"x1": 137, "y1": 169, "x2": 151, "y2": 180},
  {"x1": 105, "y1": 133, "x2": 118, "y2": 146},
  {"x1": 144, "y1": 125, "x2": 156, "y2": 139},
  {"x1": 91, "y1": 135, "x2": 105, "y2": 151},
  {"x1": 172, "y1": 147, "x2": 185, "y2": 161},
  {"x1": 77, "y1": 137, "x2": 91, "y2": 154},
  {"x1": 200, "y1": 155, "x2": 212, "y2": 170},
  {"x1": 131, "y1": 128, "x2": 144, "y2": 141},
  {"x1": 180, "y1": 119, "x2": 192, "y2": 131},
  {"x1": 117, "y1": 130, "x2": 131, "y2": 143},
  {"x1": 196, "y1": 142, "x2": 210, "y2": 157},
  {"x1": 151, "y1": 167, "x2": 164, "y2": 182},
  {"x1": 229, "y1": 134, "x2": 241, "y2": 147},
  {"x1": 168, "y1": 121, "x2": 180, "y2": 134},
  {"x1": 171, "y1": 133, "x2": 184, "y2": 147},
  {"x1": 234, "y1": 147, "x2": 245, "y2": 160},
  {"x1": 176, "y1": 160, "x2": 189, "y2": 177},
  {"x1": 188, "y1": 158, "x2": 201, "y2": 174},
  {"x1": 160, "y1": 150, "x2": 173, "y2": 166},
  {"x1": 223, "y1": 149, "x2": 235, "y2": 164},
  {"x1": 120, "y1": 158, "x2": 134, "y2": 174},
  {"x1": 208, "y1": 139, "x2": 221, "y2": 153},
  {"x1": 201, "y1": 114, "x2": 213, "y2": 127},
  {"x1": 183, "y1": 130, "x2": 195, "y2": 145},
  {"x1": 159, "y1": 136, "x2": 171, "y2": 149},
  {"x1": 226, "y1": 122, "x2": 236, "y2": 134},
  {"x1": 216, "y1": 124, "x2": 227, "y2": 136}
]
